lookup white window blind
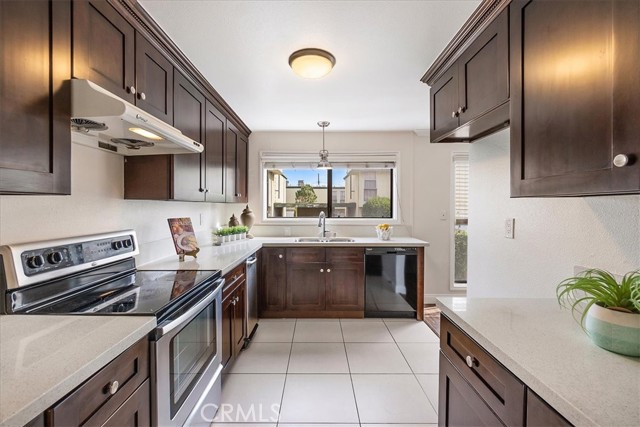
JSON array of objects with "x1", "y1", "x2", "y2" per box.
[{"x1": 453, "y1": 154, "x2": 469, "y2": 221}]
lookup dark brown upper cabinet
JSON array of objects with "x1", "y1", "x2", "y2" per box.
[
  {"x1": 225, "y1": 122, "x2": 248, "y2": 203},
  {"x1": 427, "y1": 7, "x2": 509, "y2": 143},
  {"x1": 204, "y1": 100, "x2": 227, "y2": 203},
  {"x1": 510, "y1": 0, "x2": 640, "y2": 197},
  {"x1": 73, "y1": 0, "x2": 136, "y2": 104},
  {"x1": 74, "y1": 1, "x2": 174, "y2": 124},
  {"x1": 135, "y1": 33, "x2": 174, "y2": 124},
  {"x1": 0, "y1": 0, "x2": 71, "y2": 195},
  {"x1": 172, "y1": 71, "x2": 206, "y2": 201}
]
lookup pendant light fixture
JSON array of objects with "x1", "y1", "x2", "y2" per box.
[
  {"x1": 317, "y1": 121, "x2": 332, "y2": 170},
  {"x1": 289, "y1": 48, "x2": 336, "y2": 79}
]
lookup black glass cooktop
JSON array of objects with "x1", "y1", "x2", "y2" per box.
[{"x1": 13, "y1": 259, "x2": 221, "y2": 318}]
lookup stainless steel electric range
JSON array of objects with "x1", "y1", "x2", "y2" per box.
[{"x1": 0, "y1": 230, "x2": 224, "y2": 426}]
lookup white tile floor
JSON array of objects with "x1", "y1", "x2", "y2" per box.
[{"x1": 214, "y1": 318, "x2": 440, "y2": 427}]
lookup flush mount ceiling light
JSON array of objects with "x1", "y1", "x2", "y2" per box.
[
  {"x1": 289, "y1": 48, "x2": 336, "y2": 79},
  {"x1": 317, "y1": 121, "x2": 332, "y2": 170}
]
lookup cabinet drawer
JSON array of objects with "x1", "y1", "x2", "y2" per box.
[
  {"x1": 287, "y1": 247, "x2": 325, "y2": 263},
  {"x1": 440, "y1": 315, "x2": 525, "y2": 426},
  {"x1": 326, "y1": 248, "x2": 364, "y2": 264},
  {"x1": 94, "y1": 379, "x2": 150, "y2": 427},
  {"x1": 224, "y1": 263, "x2": 246, "y2": 299},
  {"x1": 47, "y1": 338, "x2": 149, "y2": 426}
]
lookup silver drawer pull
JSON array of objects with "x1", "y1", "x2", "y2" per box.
[
  {"x1": 320, "y1": 268, "x2": 324, "y2": 273},
  {"x1": 465, "y1": 355, "x2": 477, "y2": 368},
  {"x1": 613, "y1": 154, "x2": 629, "y2": 167},
  {"x1": 278, "y1": 254, "x2": 283, "y2": 259},
  {"x1": 106, "y1": 380, "x2": 119, "y2": 395},
  {"x1": 327, "y1": 268, "x2": 331, "y2": 273}
]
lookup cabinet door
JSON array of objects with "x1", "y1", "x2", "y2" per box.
[
  {"x1": 510, "y1": 0, "x2": 640, "y2": 196},
  {"x1": 221, "y1": 294, "x2": 234, "y2": 368},
  {"x1": 260, "y1": 248, "x2": 287, "y2": 313},
  {"x1": 204, "y1": 100, "x2": 226, "y2": 202},
  {"x1": 439, "y1": 352, "x2": 504, "y2": 427},
  {"x1": 286, "y1": 263, "x2": 326, "y2": 311},
  {"x1": 232, "y1": 281, "x2": 247, "y2": 355},
  {"x1": 0, "y1": 0, "x2": 71, "y2": 195},
  {"x1": 457, "y1": 8, "x2": 509, "y2": 126},
  {"x1": 100, "y1": 380, "x2": 151, "y2": 427},
  {"x1": 173, "y1": 71, "x2": 205, "y2": 201},
  {"x1": 73, "y1": 0, "x2": 135, "y2": 103},
  {"x1": 430, "y1": 66, "x2": 459, "y2": 142},
  {"x1": 225, "y1": 122, "x2": 240, "y2": 202},
  {"x1": 526, "y1": 389, "x2": 571, "y2": 427},
  {"x1": 135, "y1": 33, "x2": 173, "y2": 124},
  {"x1": 236, "y1": 134, "x2": 249, "y2": 203},
  {"x1": 325, "y1": 249, "x2": 365, "y2": 311}
]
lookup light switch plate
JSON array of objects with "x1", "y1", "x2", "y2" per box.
[{"x1": 505, "y1": 218, "x2": 515, "y2": 239}]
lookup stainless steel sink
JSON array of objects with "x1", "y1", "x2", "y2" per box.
[{"x1": 294, "y1": 237, "x2": 356, "y2": 243}]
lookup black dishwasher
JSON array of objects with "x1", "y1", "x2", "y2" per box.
[{"x1": 364, "y1": 247, "x2": 418, "y2": 318}]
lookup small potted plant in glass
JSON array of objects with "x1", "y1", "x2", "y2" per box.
[{"x1": 556, "y1": 269, "x2": 640, "y2": 356}]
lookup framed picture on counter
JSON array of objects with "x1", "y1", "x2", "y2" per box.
[{"x1": 167, "y1": 217, "x2": 199, "y2": 257}]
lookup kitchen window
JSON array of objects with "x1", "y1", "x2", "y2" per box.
[
  {"x1": 262, "y1": 153, "x2": 398, "y2": 221},
  {"x1": 451, "y1": 153, "x2": 469, "y2": 288}
]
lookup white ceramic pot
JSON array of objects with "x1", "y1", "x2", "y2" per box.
[{"x1": 585, "y1": 303, "x2": 640, "y2": 357}]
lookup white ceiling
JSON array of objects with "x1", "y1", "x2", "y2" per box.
[{"x1": 138, "y1": 0, "x2": 480, "y2": 132}]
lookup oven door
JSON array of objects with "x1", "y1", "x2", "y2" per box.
[{"x1": 151, "y1": 278, "x2": 224, "y2": 427}]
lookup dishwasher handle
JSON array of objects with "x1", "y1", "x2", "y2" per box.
[
  {"x1": 365, "y1": 247, "x2": 418, "y2": 255},
  {"x1": 246, "y1": 256, "x2": 258, "y2": 265}
]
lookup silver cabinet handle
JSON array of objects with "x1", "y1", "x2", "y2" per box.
[
  {"x1": 457, "y1": 106, "x2": 466, "y2": 115},
  {"x1": 138, "y1": 92, "x2": 146, "y2": 101},
  {"x1": 451, "y1": 111, "x2": 457, "y2": 118},
  {"x1": 613, "y1": 154, "x2": 630, "y2": 167},
  {"x1": 127, "y1": 86, "x2": 136, "y2": 95},
  {"x1": 278, "y1": 254, "x2": 283, "y2": 259},
  {"x1": 106, "y1": 380, "x2": 119, "y2": 395},
  {"x1": 465, "y1": 355, "x2": 477, "y2": 368},
  {"x1": 327, "y1": 268, "x2": 331, "y2": 273},
  {"x1": 320, "y1": 268, "x2": 324, "y2": 273}
]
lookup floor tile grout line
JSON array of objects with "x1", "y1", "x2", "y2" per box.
[
  {"x1": 340, "y1": 318, "x2": 362, "y2": 426},
  {"x1": 276, "y1": 319, "x2": 297, "y2": 425}
]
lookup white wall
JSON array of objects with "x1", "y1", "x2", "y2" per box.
[
  {"x1": 231, "y1": 131, "x2": 469, "y2": 302},
  {"x1": 0, "y1": 142, "x2": 227, "y2": 265},
  {"x1": 467, "y1": 129, "x2": 640, "y2": 298}
]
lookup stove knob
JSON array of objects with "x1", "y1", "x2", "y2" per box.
[
  {"x1": 27, "y1": 255, "x2": 45, "y2": 269},
  {"x1": 47, "y1": 251, "x2": 64, "y2": 265},
  {"x1": 112, "y1": 240, "x2": 123, "y2": 250},
  {"x1": 122, "y1": 239, "x2": 132, "y2": 248}
]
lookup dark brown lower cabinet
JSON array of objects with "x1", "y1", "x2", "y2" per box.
[
  {"x1": 260, "y1": 248, "x2": 287, "y2": 313},
  {"x1": 101, "y1": 380, "x2": 150, "y2": 427},
  {"x1": 440, "y1": 315, "x2": 574, "y2": 427},
  {"x1": 439, "y1": 352, "x2": 503, "y2": 426},
  {"x1": 526, "y1": 390, "x2": 571, "y2": 427},
  {"x1": 286, "y1": 263, "x2": 326, "y2": 311},
  {"x1": 46, "y1": 338, "x2": 150, "y2": 426},
  {"x1": 222, "y1": 264, "x2": 247, "y2": 370},
  {"x1": 260, "y1": 247, "x2": 364, "y2": 318}
]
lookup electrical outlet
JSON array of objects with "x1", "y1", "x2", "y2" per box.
[
  {"x1": 505, "y1": 218, "x2": 515, "y2": 239},
  {"x1": 284, "y1": 227, "x2": 291, "y2": 237}
]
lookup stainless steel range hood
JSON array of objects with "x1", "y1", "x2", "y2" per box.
[{"x1": 71, "y1": 79, "x2": 203, "y2": 155}]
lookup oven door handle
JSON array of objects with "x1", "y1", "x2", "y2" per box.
[{"x1": 156, "y1": 278, "x2": 224, "y2": 339}]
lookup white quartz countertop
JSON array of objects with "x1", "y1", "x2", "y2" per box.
[
  {"x1": 139, "y1": 237, "x2": 428, "y2": 274},
  {"x1": 436, "y1": 297, "x2": 640, "y2": 427},
  {"x1": 0, "y1": 315, "x2": 156, "y2": 427}
]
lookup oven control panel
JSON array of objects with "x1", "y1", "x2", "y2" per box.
[{"x1": 21, "y1": 235, "x2": 135, "y2": 277}]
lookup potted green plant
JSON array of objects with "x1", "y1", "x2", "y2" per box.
[{"x1": 556, "y1": 269, "x2": 640, "y2": 357}]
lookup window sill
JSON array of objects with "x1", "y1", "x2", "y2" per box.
[{"x1": 258, "y1": 217, "x2": 402, "y2": 226}]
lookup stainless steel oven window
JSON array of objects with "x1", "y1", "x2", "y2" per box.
[{"x1": 169, "y1": 302, "x2": 217, "y2": 417}]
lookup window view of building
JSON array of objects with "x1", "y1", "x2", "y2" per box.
[
  {"x1": 453, "y1": 154, "x2": 469, "y2": 286},
  {"x1": 265, "y1": 166, "x2": 393, "y2": 219}
]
